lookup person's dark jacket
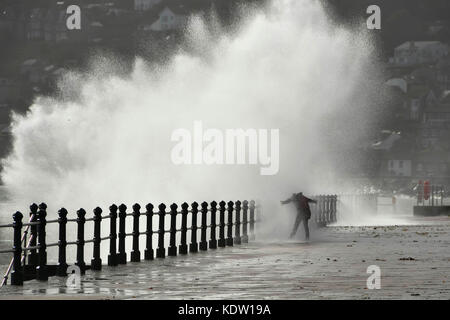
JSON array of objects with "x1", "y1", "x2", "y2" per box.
[{"x1": 281, "y1": 193, "x2": 316, "y2": 219}]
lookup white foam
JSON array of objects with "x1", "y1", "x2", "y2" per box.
[{"x1": 1, "y1": 0, "x2": 380, "y2": 222}]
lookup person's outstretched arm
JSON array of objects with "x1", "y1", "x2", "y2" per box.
[
  {"x1": 305, "y1": 196, "x2": 317, "y2": 204},
  {"x1": 280, "y1": 197, "x2": 292, "y2": 205}
]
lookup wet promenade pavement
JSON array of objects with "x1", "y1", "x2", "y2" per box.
[{"x1": 0, "y1": 216, "x2": 449, "y2": 299}]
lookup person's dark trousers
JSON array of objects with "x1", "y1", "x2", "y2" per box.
[
  {"x1": 289, "y1": 212, "x2": 310, "y2": 240},
  {"x1": 303, "y1": 218, "x2": 310, "y2": 240}
]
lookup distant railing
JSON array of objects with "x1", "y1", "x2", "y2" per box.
[
  {"x1": 416, "y1": 181, "x2": 445, "y2": 206},
  {"x1": 0, "y1": 200, "x2": 260, "y2": 286},
  {"x1": 336, "y1": 193, "x2": 379, "y2": 216},
  {"x1": 311, "y1": 195, "x2": 338, "y2": 226}
]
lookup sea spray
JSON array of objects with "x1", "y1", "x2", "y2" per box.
[{"x1": 1, "y1": 0, "x2": 382, "y2": 236}]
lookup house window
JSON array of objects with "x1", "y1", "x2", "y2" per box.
[
  {"x1": 417, "y1": 163, "x2": 423, "y2": 171},
  {"x1": 399, "y1": 160, "x2": 403, "y2": 168}
]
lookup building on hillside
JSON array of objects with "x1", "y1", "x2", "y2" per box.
[
  {"x1": 389, "y1": 41, "x2": 449, "y2": 66},
  {"x1": 26, "y1": 8, "x2": 46, "y2": 40},
  {"x1": 0, "y1": 7, "x2": 15, "y2": 41},
  {"x1": 371, "y1": 132, "x2": 415, "y2": 192},
  {"x1": 436, "y1": 57, "x2": 450, "y2": 91},
  {"x1": 20, "y1": 59, "x2": 43, "y2": 84},
  {"x1": 43, "y1": 8, "x2": 69, "y2": 42},
  {"x1": 410, "y1": 88, "x2": 437, "y2": 121},
  {"x1": 416, "y1": 92, "x2": 450, "y2": 152},
  {"x1": 426, "y1": 20, "x2": 450, "y2": 38},
  {"x1": 386, "y1": 159, "x2": 413, "y2": 177},
  {"x1": 371, "y1": 130, "x2": 450, "y2": 192},
  {"x1": 385, "y1": 78, "x2": 407, "y2": 93},
  {"x1": 134, "y1": 0, "x2": 162, "y2": 11},
  {"x1": 100, "y1": 8, "x2": 138, "y2": 43},
  {"x1": 414, "y1": 152, "x2": 450, "y2": 183},
  {"x1": 372, "y1": 131, "x2": 402, "y2": 151},
  {"x1": 147, "y1": 5, "x2": 188, "y2": 31},
  {"x1": 0, "y1": 78, "x2": 20, "y2": 104},
  {"x1": 410, "y1": 66, "x2": 438, "y2": 88}
]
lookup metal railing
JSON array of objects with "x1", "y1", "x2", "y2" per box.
[
  {"x1": 0, "y1": 200, "x2": 260, "y2": 286},
  {"x1": 0, "y1": 210, "x2": 37, "y2": 286},
  {"x1": 416, "y1": 182, "x2": 445, "y2": 206},
  {"x1": 311, "y1": 195, "x2": 338, "y2": 226}
]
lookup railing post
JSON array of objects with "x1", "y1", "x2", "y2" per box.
[
  {"x1": 91, "y1": 207, "x2": 102, "y2": 270},
  {"x1": 319, "y1": 195, "x2": 324, "y2": 223},
  {"x1": 11, "y1": 211, "x2": 23, "y2": 285},
  {"x1": 118, "y1": 204, "x2": 127, "y2": 264},
  {"x1": 226, "y1": 201, "x2": 234, "y2": 246},
  {"x1": 242, "y1": 200, "x2": 249, "y2": 243},
  {"x1": 168, "y1": 203, "x2": 178, "y2": 256},
  {"x1": 330, "y1": 195, "x2": 334, "y2": 222},
  {"x1": 75, "y1": 208, "x2": 86, "y2": 275},
  {"x1": 431, "y1": 185, "x2": 435, "y2": 206},
  {"x1": 144, "y1": 203, "x2": 154, "y2": 260},
  {"x1": 108, "y1": 204, "x2": 118, "y2": 266},
  {"x1": 189, "y1": 202, "x2": 199, "y2": 253},
  {"x1": 218, "y1": 201, "x2": 226, "y2": 247},
  {"x1": 234, "y1": 201, "x2": 242, "y2": 245},
  {"x1": 179, "y1": 202, "x2": 189, "y2": 254},
  {"x1": 322, "y1": 195, "x2": 326, "y2": 222},
  {"x1": 56, "y1": 208, "x2": 68, "y2": 276},
  {"x1": 333, "y1": 195, "x2": 337, "y2": 222},
  {"x1": 249, "y1": 200, "x2": 255, "y2": 240},
  {"x1": 330, "y1": 195, "x2": 336, "y2": 222},
  {"x1": 36, "y1": 203, "x2": 48, "y2": 281},
  {"x1": 131, "y1": 204, "x2": 141, "y2": 262},
  {"x1": 200, "y1": 202, "x2": 208, "y2": 251},
  {"x1": 28, "y1": 203, "x2": 38, "y2": 267},
  {"x1": 418, "y1": 182, "x2": 423, "y2": 205},
  {"x1": 209, "y1": 201, "x2": 217, "y2": 249},
  {"x1": 156, "y1": 203, "x2": 166, "y2": 258},
  {"x1": 314, "y1": 196, "x2": 318, "y2": 223}
]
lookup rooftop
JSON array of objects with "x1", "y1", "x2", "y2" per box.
[{"x1": 396, "y1": 41, "x2": 445, "y2": 51}]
